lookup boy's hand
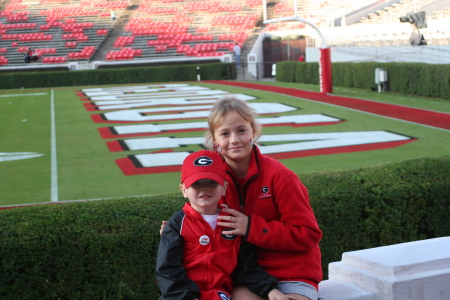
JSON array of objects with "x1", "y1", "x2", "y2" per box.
[
  {"x1": 268, "y1": 289, "x2": 296, "y2": 300},
  {"x1": 217, "y1": 207, "x2": 248, "y2": 236}
]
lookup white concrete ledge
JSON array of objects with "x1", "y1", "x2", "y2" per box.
[
  {"x1": 318, "y1": 237, "x2": 450, "y2": 300},
  {"x1": 318, "y1": 280, "x2": 377, "y2": 300}
]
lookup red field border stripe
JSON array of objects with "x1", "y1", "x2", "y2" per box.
[{"x1": 206, "y1": 81, "x2": 450, "y2": 130}]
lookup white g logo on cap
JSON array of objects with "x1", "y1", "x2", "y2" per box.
[{"x1": 194, "y1": 156, "x2": 213, "y2": 166}]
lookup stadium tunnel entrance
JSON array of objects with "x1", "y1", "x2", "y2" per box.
[{"x1": 262, "y1": 34, "x2": 307, "y2": 77}]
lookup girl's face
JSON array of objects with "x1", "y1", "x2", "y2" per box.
[{"x1": 213, "y1": 111, "x2": 254, "y2": 164}]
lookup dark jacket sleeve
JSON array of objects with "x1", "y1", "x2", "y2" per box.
[
  {"x1": 155, "y1": 211, "x2": 200, "y2": 300},
  {"x1": 232, "y1": 240, "x2": 278, "y2": 298}
]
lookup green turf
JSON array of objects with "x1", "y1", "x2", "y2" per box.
[
  {"x1": 0, "y1": 91, "x2": 51, "y2": 205},
  {"x1": 199, "y1": 82, "x2": 450, "y2": 171},
  {"x1": 54, "y1": 88, "x2": 183, "y2": 202},
  {"x1": 1, "y1": 82, "x2": 449, "y2": 205},
  {"x1": 250, "y1": 81, "x2": 450, "y2": 113}
]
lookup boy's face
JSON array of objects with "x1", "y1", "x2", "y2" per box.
[{"x1": 180, "y1": 178, "x2": 227, "y2": 215}]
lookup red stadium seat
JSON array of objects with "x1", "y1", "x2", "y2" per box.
[
  {"x1": 0, "y1": 56, "x2": 8, "y2": 65},
  {"x1": 43, "y1": 56, "x2": 66, "y2": 63},
  {"x1": 155, "y1": 45, "x2": 167, "y2": 52},
  {"x1": 18, "y1": 46, "x2": 30, "y2": 53},
  {"x1": 97, "y1": 29, "x2": 108, "y2": 35}
]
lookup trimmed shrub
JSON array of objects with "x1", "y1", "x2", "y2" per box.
[
  {"x1": 303, "y1": 155, "x2": 450, "y2": 276},
  {"x1": 0, "y1": 194, "x2": 185, "y2": 299},
  {"x1": 276, "y1": 61, "x2": 450, "y2": 99},
  {"x1": 0, "y1": 63, "x2": 235, "y2": 90},
  {"x1": 276, "y1": 61, "x2": 320, "y2": 84},
  {"x1": 275, "y1": 61, "x2": 298, "y2": 82},
  {"x1": 0, "y1": 156, "x2": 449, "y2": 298}
]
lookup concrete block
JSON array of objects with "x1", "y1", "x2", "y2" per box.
[
  {"x1": 328, "y1": 237, "x2": 450, "y2": 300},
  {"x1": 318, "y1": 280, "x2": 377, "y2": 300}
]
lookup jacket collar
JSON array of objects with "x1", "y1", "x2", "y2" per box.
[
  {"x1": 224, "y1": 145, "x2": 260, "y2": 184},
  {"x1": 183, "y1": 202, "x2": 227, "y2": 217}
]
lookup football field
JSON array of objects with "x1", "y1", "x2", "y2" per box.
[{"x1": 1, "y1": 81, "x2": 450, "y2": 206}]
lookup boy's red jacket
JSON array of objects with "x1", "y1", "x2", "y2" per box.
[
  {"x1": 155, "y1": 203, "x2": 277, "y2": 300},
  {"x1": 222, "y1": 146, "x2": 323, "y2": 289}
]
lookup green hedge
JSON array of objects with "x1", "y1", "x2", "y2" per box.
[
  {"x1": 1, "y1": 156, "x2": 449, "y2": 299},
  {"x1": 0, "y1": 62, "x2": 236, "y2": 89},
  {"x1": 275, "y1": 61, "x2": 450, "y2": 99},
  {"x1": 0, "y1": 194, "x2": 184, "y2": 299},
  {"x1": 302, "y1": 155, "x2": 450, "y2": 274}
]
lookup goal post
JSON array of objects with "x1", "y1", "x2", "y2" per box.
[{"x1": 262, "y1": 0, "x2": 333, "y2": 93}]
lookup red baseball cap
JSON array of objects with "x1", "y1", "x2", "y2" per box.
[{"x1": 181, "y1": 150, "x2": 226, "y2": 188}]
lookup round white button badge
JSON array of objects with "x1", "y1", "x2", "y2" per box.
[{"x1": 199, "y1": 235, "x2": 210, "y2": 246}]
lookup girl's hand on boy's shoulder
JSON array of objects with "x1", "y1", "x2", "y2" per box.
[
  {"x1": 217, "y1": 207, "x2": 248, "y2": 237},
  {"x1": 159, "y1": 220, "x2": 167, "y2": 236}
]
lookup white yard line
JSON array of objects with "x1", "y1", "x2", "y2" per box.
[
  {"x1": 50, "y1": 89, "x2": 58, "y2": 202},
  {"x1": 0, "y1": 93, "x2": 47, "y2": 98},
  {"x1": 0, "y1": 194, "x2": 159, "y2": 209}
]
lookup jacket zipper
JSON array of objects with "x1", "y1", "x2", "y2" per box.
[
  {"x1": 229, "y1": 147, "x2": 259, "y2": 213},
  {"x1": 228, "y1": 172, "x2": 258, "y2": 214}
]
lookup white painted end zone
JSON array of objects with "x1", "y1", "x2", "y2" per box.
[
  {"x1": 83, "y1": 85, "x2": 210, "y2": 97},
  {"x1": 111, "y1": 115, "x2": 341, "y2": 135},
  {"x1": 101, "y1": 103, "x2": 296, "y2": 122},
  {"x1": 126, "y1": 131, "x2": 412, "y2": 168},
  {"x1": 81, "y1": 84, "x2": 190, "y2": 93},
  {"x1": 134, "y1": 151, "x2": 192, "y2": 168},
  {"x1": 91, "y1": 94, "x2": 250, "y2": 110}
]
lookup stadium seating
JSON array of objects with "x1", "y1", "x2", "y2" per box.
[
  {"x1": 1, "y1": 0, "x2": 449, "y2": 67},
  {"x1": 106, "y1": 0, "x2": 264, "y2": 61},
  {"x1": 0, "y1": 0, "x2": 125, "y2": 66}
]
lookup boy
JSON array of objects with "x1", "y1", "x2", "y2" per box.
[{"x1": 155, "y1": 150, "x2": 287, "y2": 300}]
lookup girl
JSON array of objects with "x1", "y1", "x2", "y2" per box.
[
  {"x1": 160, "y1": 96, "x2": 322, "y2": 299},
  {"x1": 206, "y1": 96, "x2": 322, "y2": 300}
]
